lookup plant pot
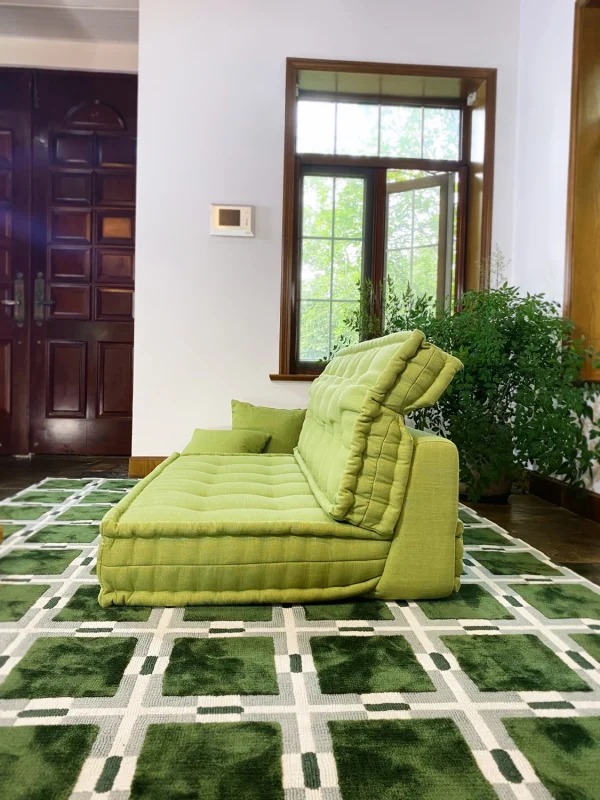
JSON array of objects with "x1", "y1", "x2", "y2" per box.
[{"x1": 459, "y1": 475, "x2": 513, "y2": 504}]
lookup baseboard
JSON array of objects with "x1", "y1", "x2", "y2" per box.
[
  {"x1": 528, "y1": 473, "x2": 600, "y2": 523},
  {"x1": 128, "y1": 456, "x2": 167, "y2": 478}
]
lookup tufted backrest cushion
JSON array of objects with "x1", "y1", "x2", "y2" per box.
[{"x1": 295, "y1": 330, "x2": 462, "y2": 537}]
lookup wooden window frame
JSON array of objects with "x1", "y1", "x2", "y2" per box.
[{"x1": 273, "y1": 57, "x2": 497, "y2": 380}]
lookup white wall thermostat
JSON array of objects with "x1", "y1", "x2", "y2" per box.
[{"x1": 210, "y1": 204, "x2": 254, "y2": 237}]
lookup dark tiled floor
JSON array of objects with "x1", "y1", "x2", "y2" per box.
[
  {"x1": 1, "y1": 457, "x2": 599, "y2": 587},
  {"x1": 470, "y1": 492, "x2": 600, "y2": 587},
  {"x1": 0, "y1": 456, "x2": 128, "y2": 501}
]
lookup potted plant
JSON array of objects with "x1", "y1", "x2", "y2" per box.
[{"x1": 333, "y1": 271, "x2": 600, "y2": 502}]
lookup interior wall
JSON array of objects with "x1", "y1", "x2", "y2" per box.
[
  {"x1": 0, "y1": 35, "x2": 138, "y2": 72},
  {"x1": 132, "y1": 0, "x2": 521, "y2": 455},
  {"x1": 511, "y1": 0, "x2": 575, "y2": 303}
]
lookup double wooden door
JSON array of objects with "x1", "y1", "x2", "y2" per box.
[{"x1": 0, "y1": 69, "x2": 137, "y2": 455}]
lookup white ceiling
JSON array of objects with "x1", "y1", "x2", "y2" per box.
[{"x1": 0, "y1": 1, "x2": 139, "y2": 42}]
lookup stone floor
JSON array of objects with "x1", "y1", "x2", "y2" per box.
[{"x1": 1, "y1": 456, "x2": 599, "y2": 586}]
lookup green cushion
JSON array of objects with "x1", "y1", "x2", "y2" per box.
[
  {"x1": 231, "y1": 400, "x2": 306, "y2": 453},
  {"x1": 99, "y1": 453, "x2": 388, "y2": 606},
  {"x1": 296, "y1": 330, "x2": 462, "y2": 536},
  {"x1": 181, "y1": 429, "x2": 270, "y2": 455}
]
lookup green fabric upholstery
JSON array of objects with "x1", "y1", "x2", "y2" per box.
[
  {"x1": 98, "y1": 438, "x2": 461, "y2": 607},
  {"x1": 98, "y1": 454, "x2": 389, "y2": 607},
  {"x1": 181, "y1": 429, "x2": 270, "y2": 455},
  {"x1": 99, "y1": 331, "x2": 462, "y2": 607},
  {"x1": 231, "y1": 400, "x2": 306, "y2": 453},
  {"x1": 296, "y1": 330, "x2": 462, "y2": 536}
]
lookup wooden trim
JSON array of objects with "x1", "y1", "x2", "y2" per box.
[
  {"x1": 528, "y1": 472, "x2": 600, "y2": 523},
  {"x1": 297, "y1": 90, "x2": 465, "y2": 108},
  {"x1": 300, "y1": 154, "x2": 464, "y2": 171},
  {"x1": 454, "y1": 165, "x2": 469, "y2": 300},
  {"x1": 371, "y1": 168, "x2": 387, "y2": 313},
  {"x1": 269, "y1": 374, "x2": 316, "y2": 382},
  {"x1": 480, "y1": 69, "x2": 497, "y2": 285},
  {"x1": 278, "y1": 57, "x2": 497, "y2": 373},
  {"x1": 289, "y1": 57, "x2": 497, "y2": 82},
  {"x1": 128, "y1": 456, "x2": 167, "y2": 478},
  {"x1": 278, "y1": 64, "x2": 299, "y2": 374},
  {"x1": 564, "y1": 1, "x2": 584, "y2": 321}
]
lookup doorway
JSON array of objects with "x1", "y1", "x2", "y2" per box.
[{"x1": 0, "y1": 68, "x2": 137, "y2": 455}]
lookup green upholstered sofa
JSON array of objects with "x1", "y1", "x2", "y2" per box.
[{"x1": 98, "y1": 330, "x2": 463, "y2": 607}]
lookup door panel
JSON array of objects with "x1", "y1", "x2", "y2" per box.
[
  {"x1": 385, "y1": 173, "x2": 455, "y2": 311},
  {"x1": 0, "y1": 71, "x2": 31, "y2": 454},
  {"x1": 29, "y1": 70, "x2": 137, "y2": 454}
]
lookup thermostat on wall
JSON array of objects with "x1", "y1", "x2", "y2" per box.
[{"x1": 210, "y1": 204, "x2": 254, "y2": 237}]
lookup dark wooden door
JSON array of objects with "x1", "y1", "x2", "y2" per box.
[
  {"x1": 29, "y1": 71, "x2": 137, "y2": 454},
  {"x1": 0, "y1": 71, "x2": 32, "y2": 455}
]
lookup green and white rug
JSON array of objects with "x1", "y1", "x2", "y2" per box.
[{"x1": 0, "y1": 478, "x2": 600, "y2": 800}]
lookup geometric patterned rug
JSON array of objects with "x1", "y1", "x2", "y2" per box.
[{"x1": 1, "y1": 478, "x2": 600, "y2": 800}]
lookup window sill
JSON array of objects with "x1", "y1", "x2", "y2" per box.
[{"x1": 269, "y1": 374, "x2": 318, "y2": 382}]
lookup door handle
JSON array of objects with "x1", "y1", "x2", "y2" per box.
[
  {"x1": 34, "y1": 271, "x2": 56, "y2": 327},
  {"x1": 1, "y1": 272, "x2": 25, "y2": 327}
]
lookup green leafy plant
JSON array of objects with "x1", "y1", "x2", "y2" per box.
[{"x1": 332, "y1": 275, "x2": 600, "y2": 501}]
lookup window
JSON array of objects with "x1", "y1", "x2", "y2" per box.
[
  {"x1": 299, "y1": 169, "x2": 371, "y2": 362},
  {"x1": 274, "y1": 59, "x2": 497, "y2": 378},
  {"x1": 297, "y1": 100, "x2": 461, "y2": 160}
]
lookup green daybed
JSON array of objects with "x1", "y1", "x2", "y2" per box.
[{"x1": 98, "y1": 330, "x2": 463, "y2": 607}]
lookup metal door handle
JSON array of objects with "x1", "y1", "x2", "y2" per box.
[
  {"x1": 34, "y1": 272, "x2": 55, "y2": 326},
  {"x1": 2, "y1": 272, "x2": 25, "y2": 327}
]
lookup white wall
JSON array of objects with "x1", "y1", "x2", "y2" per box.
[
  {"x1": 0, "y1": 36, "x2": 138, "y2": 72},
  {"x1": 132, "y1": 0, "x2": 522, "y2": 455},
  {"x1": 511, "y1": 0, "x2": 575, "y2": 304}
]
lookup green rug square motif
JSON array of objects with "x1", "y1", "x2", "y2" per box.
[
  {"x1": 463, "y1": 526, "x2": 516, "y2": 546},
  {"x1": 0, "y1": 523, "x2": 25, "y2": 538},
  {"x1": 40, "y1": 478, "x2": 93, "y2": 489},
  {"x1": 0, "y1": 505, "x2": 47, "y2": 521},
  {"x1": 0, "y1": 636, "x2": 137, "y2": 699},
  {"x1": 17, "y1": 490, "x2": 76, "y2": 504},
  {"x1": 1, "y1": 482, "x2": 600, "y2": 800},
  {"x1": 329, "y1": 718, "x2": 497, "y2": 800},
  {"x1": 0, "y1": 549, "x2": 81, "y2": 575},
  {"x1": 163, "y1": 637, "x2": 279, "y2": 696},
  {"x1": 418, "y1": 584, "x2": 514, "y2": 620},
  {"x1": 303, "y1": 600, "x2": 394, "y2": 620},
  {"x1": 27, "y1": 523, "x2": 99, "y2": 543},
  {"x1": 57, "y1": 505, "x2": 109, "y2": 522},
  {"x1": 442, "y1": 633, "x2": 591, "y2": 692},
  {"x1": 570, "y1": 633, "x2": 600, "y2": 664},
  {"x1": 503, "y1": 717, "x2": 600, "y2": 800},
  {"x1": 0, "y1": 584, "x2": 50, "y2": 621},
  {"x1": 54, "y1": 585, "x2": 152, "y2": 622},
  {"x1": 473, "y1": 551, "x2": 562, "y2": 576},
  {"x1": 130, "y1": 722, "x2": 284, "y2": 800},
  {"x1": 311, "y1": 635, "x2": 435, "y2": 694},
  {"x1": 510, "y1": 583, "x2": 600, "y2": 619},
  {"x1": 99, "y1": 479, "x2": 139, "y2": 490},
  {"x1": 78, "y1": 490, "x2": 126, "y2": 504},
  {"x1": 0, "y1": 724, "x2": 99, "y2": 800}
]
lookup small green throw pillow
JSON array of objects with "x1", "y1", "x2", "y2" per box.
[
  {"x1": 181, "y1": 428, "x2": 270, "y2": 455},
  {"x1": 231, "y1": 400, "x2": 306, "y2": 453}
]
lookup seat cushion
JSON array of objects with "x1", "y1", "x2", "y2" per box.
[
  {"x1": 98, "y1": 453, "x2": 390, "y2": 606},
  {"x1": 295, "y1": 330, "x2": 462, "y2": 537},
  {"x1": 101, "y1": 453, "x2": 379, "y2": 538}
]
